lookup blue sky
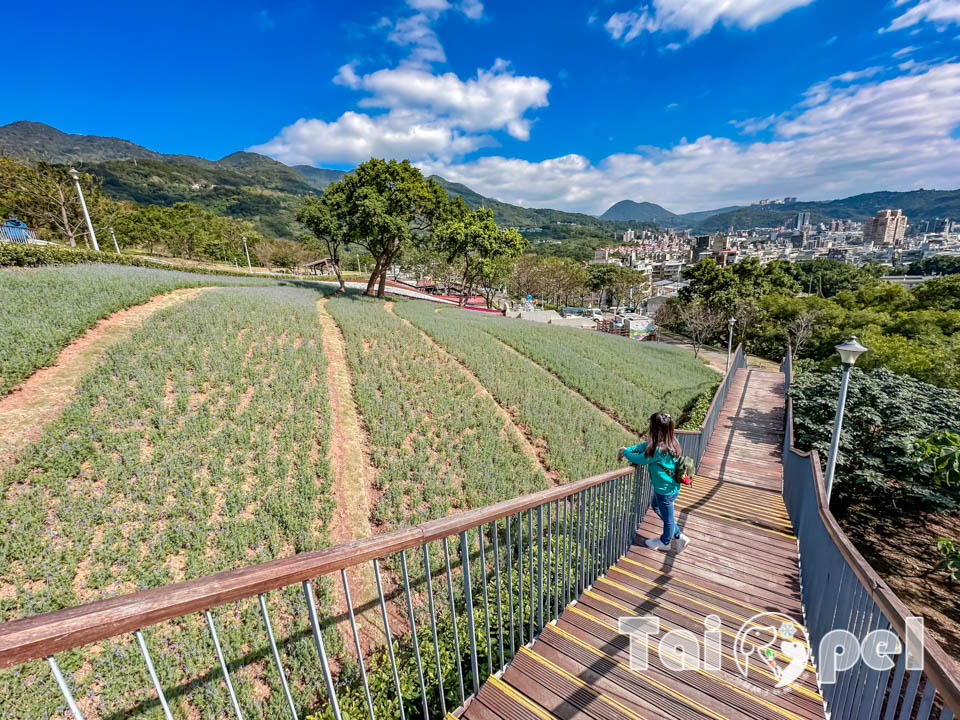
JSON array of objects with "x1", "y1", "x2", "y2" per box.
[{"x1": 6, "y1": 0, "x2": 960, "y2": 212}]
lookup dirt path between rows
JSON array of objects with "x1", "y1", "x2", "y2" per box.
[
  {"x1": 385, "y1": 301, "x2": 560, "y2": 486},
  {"x1": 315, "y1": 297, "x2": 387, "y2": 654},
  {"x1": 0, "y1": 287, "x2": 214, "y2": 466}
]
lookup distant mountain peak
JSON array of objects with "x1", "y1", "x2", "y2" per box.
[{"x1": 599, "y1": 200, "x2": 678, "y2": 223}]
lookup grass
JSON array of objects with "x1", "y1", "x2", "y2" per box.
[
  {"x1": 0, "y1": 286, "x2": 338, "y2": 720},
  {"x1": 324, "y1": 293, "x2": 547, "y2": 528},
  {"x1": 0, "y1": 263, "x2": 286, "y2": 395},
  {"x1": 395, "y1": 301, "x2": 639, "y2": 481}
]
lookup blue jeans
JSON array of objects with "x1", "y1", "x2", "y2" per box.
[{"x1": 652, "y1": 491, "x2": 681, "y2": 545}]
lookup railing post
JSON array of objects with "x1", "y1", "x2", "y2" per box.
[{"x1": 460, "y1": 530, "x2": 481, "y2": 696}]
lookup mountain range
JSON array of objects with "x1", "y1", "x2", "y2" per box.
[
  {"x1": 3, "y1": 121, "x2": 959, "y2": 248},
  {"x1": 598, "y1": 199, "x2": 743, "y2": 226}
]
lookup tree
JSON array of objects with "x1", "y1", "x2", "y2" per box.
[
  {"x1": 434, "y1": 199, "x2": 527, "y2": 307},
  {"x1": 297, "y1": 194, "x2": 348, "y2": 292},
  {"x1": 609, "y1": 267, "x2": 649, "y2": 313},
  {"x1": 786, "y1": 309, "x2": 818, "y2": 360},
  {"x1": 333, "y1": 158, "x2": 446, "y2": 298},
  {"x1": 653, "y1": 301, "x2": 679, "y2": 342},
  {"x1": 0, "y1": 157, "x2": 93, "y2": 247},
  {"x1": 537, "y1": 257, "x2": 588, "y2": 307},
  {"x1": 678, "y1": 301, "x2": 725, "y2": 358},
  {"x1": 508, "y1": 255, "x2": 544, "y2": 300}
]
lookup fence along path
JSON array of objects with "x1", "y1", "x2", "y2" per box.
[
  {"x1": 3, "y1": 349, "x2": 959, "y2": 719},
  {"x1": 463, "y1": 366, "x2": 827, "y2": 720}
]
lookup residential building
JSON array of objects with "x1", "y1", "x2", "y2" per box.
[{"x1": 864, "y1": 209, "x2": 907, "y2": 247}]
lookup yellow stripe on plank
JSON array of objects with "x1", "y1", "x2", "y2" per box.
[
  {"x1": 594, "y1": 577, "x2": 817, "y2": 674},
  {"x1": 529, "y1": 632, "x2": 732, "y2": 720},
  {"x1": 577, "y1": 591, "x2": 821, "y2": 701},
  {"x1": 486, "y1": 675, "x2": 557, "y2": 720}
]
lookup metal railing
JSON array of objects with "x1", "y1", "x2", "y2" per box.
[
  {"x1": 781, "y1": 350, "x2": 960, "y2": 720},
  {"x1": 0, "y1": 224, "x2": 44, "y2": 243},
  {"x1": 0, "y1": 465, "x2": 652, "y2": 720},
  {"x1": 677, "y1": 343, "x2": 745, "y2": 465}
]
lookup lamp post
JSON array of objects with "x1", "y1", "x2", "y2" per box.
[
  {"x1": 726, "y1": 317, "x2": 736, "y2": 372},
  {"x1": 69, "y1": 168, "x2": 99, "y2": 252},
  {"x1": 824, "y1": 335, "x2": 868, "y2": 502},
  {"x1": 243, "y1": 236, "x2": 252, "y2": 273}
]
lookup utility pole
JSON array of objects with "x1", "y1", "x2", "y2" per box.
[
  {"x1": 243, "y1": 236, "x2": 252, "y2": 273},
  {"x1": 69, "y1": 168, "x2": 99, "y2": 252},
  {"x1": 110, "y1": 228, "x2": 121, "y2": 253}
]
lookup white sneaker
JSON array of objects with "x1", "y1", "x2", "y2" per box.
[
  {"x1": 673, "y1": 533, "x2": 690, "y2": 554},
  {"x1": 644, "y1": 537, "x2": 671, "y2": 552}
]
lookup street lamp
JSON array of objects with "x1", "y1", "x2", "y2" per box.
[
  {"x1": 824, "y1": 335, "x2": 868, "y2": 502},
  {"x1": 726, "y1": 317, "x2": 736, "y2": 372},
  {"x1": 69, "y1": 168, "x2": 99, "y2": 252}
]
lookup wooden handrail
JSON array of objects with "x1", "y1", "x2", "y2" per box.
[
  {"x1": 0, "y1": 466, "x2": 635, "y2": 670},
  {"x1": 782, "y1": 351, "x2": 960, "y2": 712},
  {"x1": 676, "y1": 343, "x2": 743, "y2": 438}
]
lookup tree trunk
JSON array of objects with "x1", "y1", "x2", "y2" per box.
[
  {"x1": 365, "y1": 256, "x2": 383, "y2": 296},
  {"x1": 376, "y1": 269, "x2": 387, "y2": 298},
  {"x1": 57, "y1": 185, "x2": 76, "y2": 247},
  {"x1": 332, "y1": 262, "x2": 346, "y2": 293}
]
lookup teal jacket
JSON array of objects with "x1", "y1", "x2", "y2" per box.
[{"x1": 622, "y1": 442, "x2": 679, "y2": 495}]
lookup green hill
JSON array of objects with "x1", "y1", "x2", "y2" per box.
[
  {"x1": 599, "y1": 200, "x2": 678, "y2": 223},
  {"x1": 696, "y1": 189, "x2": 960, "y2": 231}
]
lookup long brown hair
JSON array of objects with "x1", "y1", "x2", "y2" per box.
[{"x1": 645, "y1": 412, "x2": 681, "y2": 458}]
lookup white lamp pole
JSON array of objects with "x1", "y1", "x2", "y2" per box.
[
  {"x1": 726, "y1": 317, "x2": 736, "y2": 372},
  {"x1": 69, "y1": 168, "x2": 99, "y2": 252},
  {"x1": 109, "y1": 227, "x2": 121, "y2": 253},
  {"x1": 824, "y1": 335, "x2": 868, "y2": 502},
  {"x1": 243, "y1": 236, "x2": 252, "y2": 273}
]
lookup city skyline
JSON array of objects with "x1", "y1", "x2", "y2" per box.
[{"x1": 5, "y1": 0, "x2": 960, "y2": 214}]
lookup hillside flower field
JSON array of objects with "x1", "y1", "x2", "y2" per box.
[{"x1": 0, "y1": 265, "x2": 719, "y2": 719}]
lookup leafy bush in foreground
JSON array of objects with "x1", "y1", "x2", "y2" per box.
[{"x1": 791, "y1": 367, "x2": 960, "y2": 513}]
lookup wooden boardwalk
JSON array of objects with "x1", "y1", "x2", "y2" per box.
[{"x1": 462, "y1": 368, "x2": 826, "y2": 720}]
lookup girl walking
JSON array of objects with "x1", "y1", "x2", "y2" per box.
[{"x1": 620, "y1": 412, "x2": 690, "y2": 553}]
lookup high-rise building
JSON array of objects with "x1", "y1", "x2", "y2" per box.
[
  {"x1": 863, "y1": 209, "x2": 907, "y2": 246},
  {"x1": 795, "y1": 211, "x2": 811, "y2": 229}
]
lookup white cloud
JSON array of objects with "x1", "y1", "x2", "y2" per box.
[
  {"x1": 249, "y1": 111, "x2": 490, "y2": 166},
  {"x1": 893, "y1": 45, "x2": 920, "y2": 57},
  {"x1": 459, "y1": 0, "x2": 484, "y2": 20},
  {"x1": 603, "y1": 0, "x2": 813, "y2": 43},
  {"x1": 882, "y1": 0, "x2": 960, "y2": 32},
  {"x1": 389, "y1": 12, "x2": 447, "y2": 66},
  {"x1": 417, "y1": 62, "x2": 960, "y2": 214},
  {"x1": 253, "y1": 61, "x2": 549, "y2": 164},
  {"x1": 407, "y1": 0, "x2": 451, "y2": 10}
]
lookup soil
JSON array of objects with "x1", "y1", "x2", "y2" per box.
[
  {"x1": 0, "y1": 287, "x2": 214, "y2": 466},
  {"x1": 840, "y1": 505, "x2": 960, "y2": 673},
  {"x1": 316, "y1": 297, "x2": 388, "y2": 654},
  {"x1": 384, "y1": 300, "x2": 560, "y2": 485}
]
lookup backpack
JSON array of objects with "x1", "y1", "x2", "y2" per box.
[{"x1": 674, "y1": 455, "x2": 696, "y2": 486}]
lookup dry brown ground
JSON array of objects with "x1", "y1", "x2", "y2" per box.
[
  {"x1": 0, "y1": 287, "x2": 213, "y2": 466},
  {"x1": 841, "y1": 507, "x2": 960, "y2": 673},
  {"x1": 316, "y1": 297, "x2": 389, "y2": 655}
]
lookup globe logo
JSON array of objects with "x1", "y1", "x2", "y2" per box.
[{"x1": 733, "y1": 612, "x2": 810, "y2": 691}]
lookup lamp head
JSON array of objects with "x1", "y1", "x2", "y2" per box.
[
  {"x1": 68, "y1": 167, "x2": 80, "y2": 181},
  {"x1": 729, "y1": 317, "x2": 736, "y2": 327},
  {"x1": 835, "y1": 335, "x2": 867, "y2": 367}
]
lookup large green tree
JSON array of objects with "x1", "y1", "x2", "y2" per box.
[
  {"x1": 296, "y1": 194, "x2": 348, "y2": 291},
  {"x1": 434, "y1": 198, "x2": 528, "y2": 307},
  {"x1": 332, "y1": 158, "x2": 446, "y2": 298}
]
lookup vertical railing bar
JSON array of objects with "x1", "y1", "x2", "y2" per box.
[
  {"x1": 527, "y1": 509, "x2": 534, "y2": 641},
  {"x1": 882, "y1": 638, "x2": 907, "y2": 720},
  {"x1": 578, "y1": 489, "x2": 586, "y2": 594},
  {"x1": 553, "y1": 498, "x2": 561, "y2": 620},
  {"x1": 135, "y1": 629, "x2": 175, "y2": 720},
  {"x1": 337, "y1": 575, "x2": 373, "y2": 720},
  {"x1": 544, "y1": 500, "x2": 552, "y2": 625},
  {"x1": 939, "y1": 706, "x2": 955, "y2": 720},
  {"x1": 374, "y1": 560, "x2": 407, "y2": 720},
  {"x1": 897, "y1": 671, "x2": 923, "y2": 720},
  {"x1": 584, "y1": 486, "x2": 593, "y2": 589},
  {"x1": 400, "y1": 551, "x2": 430, "y2": 720},
  {"x1": 517, "y1": 511, "x2": 526, "y2": 647},
  {"x1": 562, "y1": 495, "x2": 571, "y2": 608},
  {"x1": 422, "y1": 545, "x2": 447, "y2": 716},
  {"x1": 590, "y1": 484, "x2": 599, "y2": 586},
  {"x1": 537, "y1": 503, "x2": 544, "y2": 633},
  {"x1": 205, "y1": 609, "x2": 245, "y2": 720},
  {"x1": 47, "y1": 656, "x2": 86, "y2": 720},
  {"x1": 477, "y1": 526, "x2": 494, "y2": 680},
  {"x1": 460, "y1": 529, "x2": 481, "y2": 696},
  {"x1": 443, "y1": 538, "x2": 466, "y2": 707},
  {"x1": 914, "y1": 679, "x2": 937, "y2": 720},
  {"x1": 303, "y1": 581, "x2": 343, "y2": 720},
  {"x1": 492, "y1": 520, "x2": 506, "y2": 672},
  {"x1": 506, "y1": 514, "x2": 516, "y2": 658},
  {"x1": 604, "y1": 478, "x2": 613, "y2": 571}
]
